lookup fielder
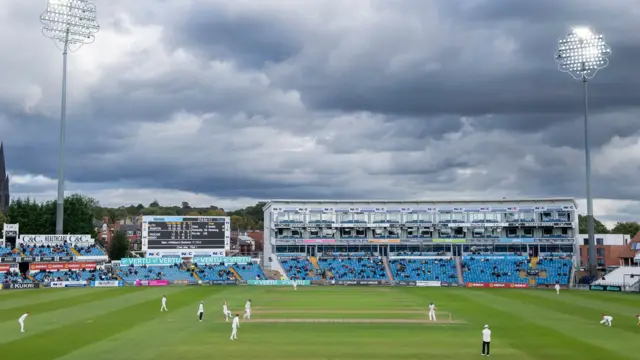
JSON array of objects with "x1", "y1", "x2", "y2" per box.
[
  {"x1": 223, "y1": 301, "x2": 232, "y2": 322},
  {"x1": 197, "y1": 301, "x2": 204, "y2": 322},
  {"x1": 428, "y1": 302, "x2": 437, "y2": 321},
  {"x1": 292, "y1": 280, "x2": 297, "y2": 291},
  {"x1": 18, "y1": 312, "x2": 30, "y2": 333},
  {"x1": 230, "y1": 314, "x2": 240, "y2": 340},
  {"x1": 243, "y1": 299, "x2": 252, "y2": 320},
  {"x1": 636, "y1": 314, "x2": 639, "y2": 326},
  {"x1": 555, "y1": 284, "x2": 560, "y2": 295},
  {"x1": 600, "y1": 314, "x2": 613, "y2": 327},
  {"x1": 161, "y1": 295, "x2": 168, "y2": 311}
]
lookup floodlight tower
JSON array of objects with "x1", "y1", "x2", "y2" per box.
[
  {"x1": 40, "y1": 0, "x2": 99, "y2": 234},
  {"x1": 555, "y1": 27, "x2": 611, "y2": 277}
]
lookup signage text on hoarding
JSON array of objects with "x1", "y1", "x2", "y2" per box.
[
  {"x1": 3, "y1": 283, "x2": 39, "y2": 290},
  {"x1": 30, "y1": 262, "x2": 97, "y2": 271},
  {"x1": 465, "y1": 282, "x2": 528, "y2": 289},
  {"x1": 589, "y1": 285, "x2": 622, "y2": 292},
  {"x1": 247, "y1": 280, "x2": 310, "y2": 286},
  {"x1": 135, "y1": 280, "x2": 169, "y2": 286},
  {"x1": 120, "y1": 256, "x2": 251, "y2": 266},
  {"x1": 20, "y1": 235, "x2": 93, "y2": 243}
]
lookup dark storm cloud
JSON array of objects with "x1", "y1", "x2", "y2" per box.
[
  {"x1": 168, "y1": 7, "x2": 302, "y2": 69},
  {"x1": 1, "y1": 0, "x2": 639, "y2": 212}
]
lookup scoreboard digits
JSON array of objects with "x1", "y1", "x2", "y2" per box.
[{"x1": 142, "y1": 216, "x2": 230, "y2": 250}]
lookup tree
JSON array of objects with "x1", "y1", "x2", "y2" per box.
[
  {"x1": 0, "y1": 211, "x2": 7, "y2": 229},
  {"x1": 7, "y1": 194, "x2": 96, "y2": 235},
  {"x1": 610, "y1": 221, "x2": 640, "y2": 237},
  {"x1": 578, "y1": 214, "x2": 609, "y2": 234},
  {"x1": 108, "y1": 230, "x2": 130, "y2": 260},
  {"x1": 62, "y1": 194, "x2": 96, "y2": 234},
  {"x1": 181, "y1": 201, "x2": 191, "y2": 209},
  {"x1": 149, "y1": 200, "x2": 160, "y2": 208}
]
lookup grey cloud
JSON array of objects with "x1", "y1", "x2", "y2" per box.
[{"x1": 1, "y1": 0, "x2": 640, "y2": 216}]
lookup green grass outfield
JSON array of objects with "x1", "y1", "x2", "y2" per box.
[{"x1": 1, "y1": 286, "x2": 639, "y2": 360}]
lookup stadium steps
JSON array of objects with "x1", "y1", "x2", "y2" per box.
[
  {"x1": 325, "y1": 270, "x2": 333, "y2": 280},
  {"x1": 264, "y1": 269, "x2": 282, "y2": 280},
  {"x1": 192, "y1": 270, "x2": 202, "y2": 282},
  {"x1": 530, "y1": 256, "x2": 539, "y2": 269},
  {"x1": 519, "y1": 271, "x2": 527, "y2": 279},
  {"x1": 454, "y1": 257, "x2": 464, "y2": 285},
  {"x1": 228, "y1": 266, "x2": 242, "y2": 280},
  {"x1": 309, "y1": 256, "x2": 320, "y2": 270},
  {"x1": 538, "y1": 270, "x2": 548, "y2": 279},
  {"x1": 529, "y1": 277, "x2": 537, "y2": 286},
  {"x1": 382, "y1": 256, "x2": 394, "y2": 281},
  {"x1": 71, "y1": 248, "x2": 80, "y2": 256}
]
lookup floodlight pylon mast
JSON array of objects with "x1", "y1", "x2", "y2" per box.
[
  {"x1": 555, "y1": 27, "x2": 611, "y2": 278},
  {"x1": 40, "y1": 0, "x2": 99, "y2": 234}
]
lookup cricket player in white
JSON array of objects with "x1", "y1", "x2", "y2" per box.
[
  {"x1": 223, "y1": 301, "x2": 232, "y2": 322},
  {"x1": 161, "y1": 295, "x2": 168, "y2": 311},
  {"x1": 481, "y1": 325, "x2": 491, "y2": 356},
  {"x1": 19, "y1": 312, "x2": 30, "y2": 333},
  {"x1": 292, "y1": 280, "x2": 297, "y2": 290},
  {"x1": 243, "y1": 299, "x2": 252, "y2": 320},
  {"x1": 428, "y1": 302, "x2": 437, "y2": 321},
  {"x1": 636, "y1": 314, "x2": 640, "y2": 326},
  {"x1": 197, "y1": 301, "x2": 204, "y2": 322},
  {"x1": 600, "y1": 314, "x2": 613, "y2": 326},
  {"x1": 555, "y1": 284, "x2": 560, "y2": 295},
  {"x1": 230, "y1": 314, "x2": 240, "y2": 340}
]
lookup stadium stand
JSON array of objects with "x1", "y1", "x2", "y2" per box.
[
  {"x1": 19, "y1": 243, "x2": 74, "y2": 257},
  {"x1": 390, "y1": 257, "x2": 457, "y2": 282},
  {"x1": 536, "y1": 256, "x2": 572, "y2": 285},
  {"x1": 232, "y1": 262, "x2": 266, "y2": 280},
  {"x1": 195, "y1": 263, "x2": 235, "y2": 281},
  {"x1": 318, "y1": 255, "x2": 387, "y2": 280},
  {"x1": 74, "y1": 244, "x2": 107, "y2": 256},
  {"x1": 32, "y1": 268, "x2": 117, "y2": 283},
  {"x1": 279, "y1": 255, "x2": 321, "y2": 280},
  {"x1": 0, "y1": 271, "x2": 31, "y2": 284},
  {"x1": 114, "y1": 264, "x2": 193, "y2": 282},
  {"x1": 591, "y1": 266, "x2": 640, "y2": 287},
  {"x1": 462, "y1": 255, "x2": 530, "y2": 284}
]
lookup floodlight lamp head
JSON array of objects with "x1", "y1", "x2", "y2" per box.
[
  {"x1": 555, "y1": 27, "x2": 611, "y2": 80},
  {"x1": 40, "y1": 0, "x2": 100, "y2": 52}
]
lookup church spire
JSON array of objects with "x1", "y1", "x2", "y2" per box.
[{"x1": 0, "y1": 141, "x2": 5, "y2": 180}]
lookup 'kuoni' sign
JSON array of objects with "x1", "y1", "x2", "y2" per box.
[{"x1": 20, "y1": 235, "x2": 93, "y2": 243}]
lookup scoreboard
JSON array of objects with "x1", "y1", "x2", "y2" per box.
[{"x1": 141, "y1": 216, "x2": 230, "y2": 252}]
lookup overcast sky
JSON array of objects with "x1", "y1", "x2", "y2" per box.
[{"x1": 1, "y1": 0, "x2": 639, "y2": 226}]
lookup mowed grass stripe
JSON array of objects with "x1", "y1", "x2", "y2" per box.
[
  {"x1": 3, "y1": 287, "x2": 216, "y2": 360},
  {"x1": 53, "y1": 287, "x2": 239, "y2": 360},
  {"x1": 0, "y1": 288, "x2": 117, "y2": 310},
  {"x1": 0, "y1": 287, "x2": 183, "y2": 345},
  {"x1": 497, "y1": 290, "x2": 640, "y2": 334},
  {"x1": 526, "y1": 290, "x2": 640, "y2": 318},
  {"x1": 0, "y1": 288, "x2": 143, "y2": 321},
  {"x1": 459, "y1": 289, "x2": 639, "y2": 359}
]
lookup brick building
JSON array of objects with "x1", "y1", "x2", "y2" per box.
[{"x1": 578, "y1": 233, "x2": 636, "y2": 268}]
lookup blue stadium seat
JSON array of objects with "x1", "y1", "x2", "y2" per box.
[
  {"x1": 0, "y1": 272, "x2": 32, "y2": 283},
  {"x1": 195, "y1": 264, "x2": 233, "y2": 281},
  {"x1": 19, "y1": 243, "x2": 74, "y2": 257},
  {"x1": 462, "y1": 256, "x2": 529, "y2": 284},
  {"x1": 390, "y1": 258, "x2": 457, "y2": 282},
  {"x1": 74, "y1": 245, "x2": 107, "y2": 256},
  {"x1": 536, "y1": 257, "x2": 572, "y2": 285},
  {"x1": 232, "y1": 263, "x2": 266, "y2": 280},
  {"x1": 318, "y1": 256, "x2": 387, "y2": 280},
  {"x1": 279, "y1": 256, "x2": 320, "y2": 280},
  {"x1": 114, "y1": 265, "x2": 194, "y2": 282}
]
